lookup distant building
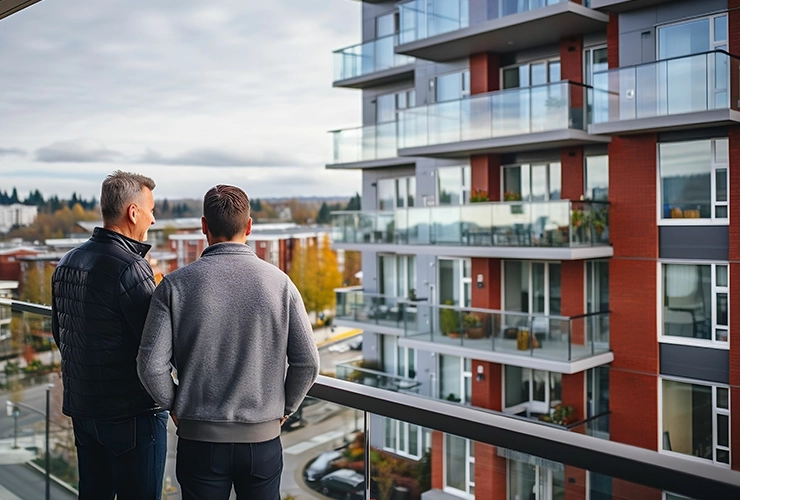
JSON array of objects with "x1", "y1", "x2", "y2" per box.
[
  {"x1": 0, "y1": 246, "x2": 41, "y2": 287},
  {"x1": 0, "y1": 204, "x2": 38, "y2": 232}
]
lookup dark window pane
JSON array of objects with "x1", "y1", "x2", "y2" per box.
[
  {"x1": 716, "y1": 293, "x2": 728, "y2": 326},
  {"x1": 717, "y1": 414, "x2": 729, "y2": 447}
]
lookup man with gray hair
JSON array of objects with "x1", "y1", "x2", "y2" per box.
[{"x1": 51, "y1": 170, "x2": 168, "y2": 499}]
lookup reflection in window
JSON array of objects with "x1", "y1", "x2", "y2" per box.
[
  {"x1": 660, "y1": 139, "x2": 728, "y2": 221},
  {"x1": 585, "y1": 155, "x2": 609, "y2": 201},
  {"x1": 438, "y1": 166, "x2": 470, "y2": 205},
  {"x1": 662, "y1": 264, "x2": 728, "y2": 343},
  {"x1": 502, "y1": 162, "x2": 561, "y2": 202},
  {"x1": 662, "y1": 379, "x2": 730, "y2": 466}
]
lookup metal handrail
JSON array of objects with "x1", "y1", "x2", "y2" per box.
[{"x1": 5, "y1": 299, "x2": 739, "y2": 499}]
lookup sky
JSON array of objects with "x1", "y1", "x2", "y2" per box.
[{"x1": 0, "y1": 0, "x2": 363, "y2": 200}]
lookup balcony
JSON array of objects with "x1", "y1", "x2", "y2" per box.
[
  {"x1": 403, "y1": 303, "x2": 612, "y2": 374},
  {"x1": 396, "y1": 0, "x2": 608, "y2": 62},
  {"x1": 333, "y1": 34, "x2": 415, "y2": 88},
  {"x1": 336, "y1": 361, "x2": 425, "y2": 394},
  {"x1": 331, "y1": 200, "x2": 612, "y2": 260},
  {"x1": 589, "y1": 51, "x2": 740, "y2": 135},
  {"x1": 334, "y1": 289, "x2": 611, "y2": 373},
  {"x1": 327, "y1": 121, "x2": 412, "y2": 170},
  {"x1": 1, "y1": 0, "x2": 41, "y2": 20},
  {"x1": 398, "y1": 82, "x2": 610, "y2": 158}
]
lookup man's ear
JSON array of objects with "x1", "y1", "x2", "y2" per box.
[
  {"x1": 201, "y1": 216, "x2": 208, "y2": 235},
  {"x1": 127, "y1": 203, "x2": 138, "y2": 225},
  {"x1": 245, "y1": 217, "x2": 252, "y2": 236}
]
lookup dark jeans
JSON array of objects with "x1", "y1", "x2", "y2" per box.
[
  {"x1": 176, "y1": 437, "x2": 283, "y2": 500},
  {"x1": 72, "y1": 410, "x2": 168, "y2": 500}
]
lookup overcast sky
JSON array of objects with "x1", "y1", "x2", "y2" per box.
[{"x1": 0, "y1": 0, "x2": 363, "y2": 200}]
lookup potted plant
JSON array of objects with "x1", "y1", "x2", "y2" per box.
[
  {"x1": 469, "y1": 189, "x2": 490, "y2": 203},
  {"x1": 503, "y1": 191, "x2": 522, "y2": 202},
  {"x1": 440, "y1": 300, "x2": 461, "y2": 338},
  {"x1": 463, "y1": 313, "x2": 483, "y2": 339},
  {"x1": 539, "y1": 404, "x2": 575, "y2": 426}
]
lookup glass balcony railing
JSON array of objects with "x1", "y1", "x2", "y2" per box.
[
  {"x1": 399, "y1": 0, "x2": 567, "y2": 44},
  {"x1": 330, "y1": 121, "x2": 397, "y2": 165},
  {"x1": 335, "y1": 288, "x2": 422, "y2": 331},
  {"x1": 3, "y1": 300, "x2": 739, "y2": 499},
  {"x1": 332, "y1": 200, "x2": 610, "y2": 248},
  {"x1": 336, "y1": 361, "x2": 425, "y2": 394},
  {"x1": 398, "y1": 82, "x2": 587, "y2": 150},
  {"x1": 590, "y1": 50, "x2": 740, "y2": 125},
  {"x1": 333, "y1": 34, "x2": 414, "y2": 82},
  {"x1": 409, "y1": 303, "x2": 610, "y2": 363}
]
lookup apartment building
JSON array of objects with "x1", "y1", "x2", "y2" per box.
[{"x1": 327, "y1": 0, "x2": 739, "y2": 498}]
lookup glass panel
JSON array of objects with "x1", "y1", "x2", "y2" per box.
[
  {"x1": 440, "y1": 355, "x2": 463, "y2": 402},
  {"x1": 549, "y1": 372, "x2": 562, "y2": 408},
  {"x1": 549, "y1": 61, "x2": 561, "y2": 82},
  {"x1": 716, "y1": 266, "x2": 728, "y2": 287},
  {"x1": 505, "y1": 365, "x2": 526, "y2": 408},
  {"x1": 503, "y1": 67, "x2": 521, "y2": 89},
  {"x1": 531, "y1": 263, "x2": 545, "y2": 314},
  {"x1": 660, "y1": 141, "x2": 712, "y2": 219},
  {"x1": 436, "y1": 72, "x2": 466, "y2": 102},
  {"x1": 716, "y1": 388, "x2": 729, "y2": 409},
  {"x1": 530, "y1": 165, "x2": 548, "y2": 202},
  {"x1": 715, "y1": 329, "x2": 728, "y2": 342},
  {"x1": 714, "y1": 139, "x2": 729, "y2": 164},
  {"x1": 662, "y1": 380, "x2": 713, "y2": 460},
  {"x1": 549, "y1": 162, "x2": 562, "y2": 200},
  {"x1": 717, "y1": 449, "x2": 730, "y2": 465},
  {"x1": 445, "y1": 434, "x2": 468, "y2": 491},
  {"x1": 378, "y1": 179, "x2": 395, "y2": 211},
  {"x1": 532, "y1": 370, "x2": 547, "y2": 403},
  {"x1": 503, "y1": 166, "x2": 523, "y2": 200},
  {"x1": 438, "y1": 167, "x2": 464, "y2": 206},
  {"x1": 717, "y1": 414, "x2": 729, "y2": 447},
  {"x1": 714, "y1": 15, "x2": 728, "y2": 42},
  {"x1": 715, "y1": 169, "x2": 727, "y2": 203},
  {"x1": 658, "y1": 19, "x2": 711, "y2": 59},
  {"x1": 377, "y1": 93, "x2": 396, "y2": 123},
  {"x1": 549, "y1": 263, "x2": 561, "y2": 315},
  {"x1": 714, "y1": 206, "x2": 728, "y2": 218},
  {"x1": 530, "y1": 62, "x2": 547, "y2": 86},
  {"x1": 716, "y1": 293, "x2": 728, "y2": 326},
  {"x1": 408, "y1": 177, "x2": 416, "y2": 207},
  {"x1": 586, "y1": 155, "x2": 609, "y2": 201},
  {"x1": 663, "y1": 265, "x2": 712, "y2": 340}
]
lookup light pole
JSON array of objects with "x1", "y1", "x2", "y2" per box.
[
  {"x1": 5, "y1": 401, "x2": 19, "y2": 449},
  {"x1": 7, "y1": 383, "x2": 54, "y2": 500}
]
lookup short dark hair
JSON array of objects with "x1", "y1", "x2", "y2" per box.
[
  {"x1": 101, "y1": 170, "x2": 156, "y2": 225},
  {"x1": 203, "y1": 185, "x2": 250, "y2": 239}
]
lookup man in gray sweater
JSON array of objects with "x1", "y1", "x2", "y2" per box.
[{"x1": 137, "y1": 184, "x2": 320, "y2": 499}]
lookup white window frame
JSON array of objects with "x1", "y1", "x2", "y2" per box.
[
  {"x1": 443, "y1": 434, "x2": 475, "y2": 499},
  {"x1": 378, "y1": 253, "x2": 416, "y2": 299},
  {"x1": 433, "y1": 70, "x2": 470, "y2": 103},
  {"x1": 500, "y1": 56, "x2": 562, "y2": 89},
  {"x1": 658, "y1": 376, "x2": 731, "y2": 468},
  {"x1": 657, "y1": 138, "x2": 730, "y2": 226},
  {"x1": 436, "y1": 165, "x2": 471, "y2": 206},
  {"x1": 437, "y1": 257, "x2": 471, "y2": 308},
  {"x1": 502, "y1": 366, "x2": 562, "y2": 416},
  {"x1": 501, "y1": 260, "x2": 561, "y2": 333},
  {"x1": 657, "y1": 260, "x2": 730, "y2": 349},
  {"x1": 500, "y1": 162, "x2": 562, "y2": 203},
  {"x1": 656, "y1": 13, "x2": 729, "y2": 60},
  {"x1": 383, "y1": 417, "x2": 423, "y2": 460},
  {"x1": 438, "y1": 354, "x2": 471, "y2": 404}
]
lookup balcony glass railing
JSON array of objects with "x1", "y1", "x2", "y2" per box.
[
  {"x1": 330, "y1": 121, "x2": 397, "y2": 165},
  {"x1": 408, "y1": 303, "x2": 610, "y2": 363},
  {"x1": 336, "y1": 362, "x2": 425, "y2": 394},
  {"x1": 3, "y1": 300, "x2": 739, "y2": 499},
  {"x1": 399, "y1": 81, "x2": 587, "y2": 149},
  {"x1": 332, "y1": 200, "x2": 610, "y2": 248},
  {"x1": 333, "y1": 34, "x2": 414, "y2": 82},
  {"x1": 399, "y1": 0, "x2": 567, "y2": 44},
  {"x1": 335, "y1": 288, "x2": 421, "y2": 331},
  {"x1": 590, "y1": 50, "x2": 740, "y2": 124}
]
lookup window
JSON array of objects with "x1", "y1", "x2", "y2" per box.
[
  {"x1": 502, "y1": 162, "x2": 561, "y2": 202},
  {"x1": 659, "y1": 139, "x2": 728, "y2": 222},
  {"x1": 585, "y1": 155, "x2": 608, "y2": 201},
  {"x1": 501, "y1": 58, "x2": 561, "y2": 89},
  {"x1": 444, "y1": 434, "x2": 474, "y2": 498},
  {"x1": 586, "y1": 260, "x2": 610, "y2": 345},
  {"x1": 378, "y1": 254, "x2": 416, "y2": 299},
  {"x1": 440, "y1": 355, "x2": 471, "y2": 404},
  {"x1": 435, "y1": 70, "x2": 470, "y2": 102},
  {"x1": 508, "y1": 456, "x2": 565, "y2": 500},
  {"x1": 378, "y1": 176, "x2": 416, "y2": 210},
  {"x1": 662, "y1": 263, "x2": 728, "y2": 345},
  {"x1": 503, "y1": 366, "x2": 562, "y2": 417},
  {"x1": 658, "y1": 14, "x2": 728, "y2": 60},
  {"x1": 376, "y1": 11, "x2": 399, "y2": 37},
  {"x1": 661, "y1": 379, "x2": 730, "y2": 467},
  {"x1": 377, "y1": 88, "x2": 416, "y2": 123},
  {"x1": 585, "y1": 45, "x2": 608, "y2": 123},
  {"x1": 586, "y1": 365, "x2": 610, "y2": 438},
  {"x1": 384, "y1": 417, "x2": 423, "y2": 459},
  {"x1": 503, "y1": 261, "x2": 561, "y2": 334},
  {"x1": 438, "y1": 166, "x2": 471, "y2": 206}
]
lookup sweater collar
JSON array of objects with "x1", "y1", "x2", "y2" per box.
[
  {"x1": 91, "y1": 227, "x2": 151, "y2": 257},
  {"x1": 201, "y1": 242, "x2": 254, "y2": 257}
]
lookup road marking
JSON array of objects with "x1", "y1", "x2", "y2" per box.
[{"x1": 284, "y1": 429, "x2": 345, "y2": 455}]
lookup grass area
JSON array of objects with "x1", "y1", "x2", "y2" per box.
[{"x1": 31, "y1": 455, "x2": 79, "y2": 490}]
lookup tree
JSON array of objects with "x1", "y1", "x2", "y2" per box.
[
  {"x1": 289, "y1": 235, "x2": 342, "y2": 321},
  {"x1": 345, "y1": 193, "x2": 361, "y2": 211},
  {"x1": 342, "y1": 251, "x2": 361, "y2": 287},
  {"x1": 316, "y1": 202, "x2": 331, "y2": 224}
]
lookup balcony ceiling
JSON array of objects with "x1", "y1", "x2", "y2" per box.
[
  {"x1": 395, "y1": 3, "x2": 608, "y2": 62},
  {"x1": 333, "y1": 64, "x2": 415, "y2": 89},
  {"x1": 325, "y1": 157, "x2": 417, "y2": 171},
  {"x1": 589, "y1": 0, "x2": 674, "y2": 13},
  {"x1": 0, "y1": 0, "x2": 41, "y2": 21},
  {"x1": 331, "y1": 243, "x2": 614, "y2": 261},
  {"x1": 398, "y1": 129, "x2": 611, "y2": 159}
]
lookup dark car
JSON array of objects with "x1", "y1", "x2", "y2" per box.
[
  {"x1": 304, "y1": 450, "x2": 343, "y2": 483},
  {"x1": 318, "y1": 468, "x2": 365, "y2": 499}
]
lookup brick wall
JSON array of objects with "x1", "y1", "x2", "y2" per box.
[
  {"x1": 474, "y1": 442, "x2": 507, "y2": 500},
  {"x1": 564, "y1": 465, "x2": 587, "y2": 500},
  {"x1": 560, "y1": 35, "x2": 584, "y2": 108},
  {"x1": 469, "y1": 53, "x2": 500, "y2": 95},
  {"x1": 607, "y1": 13, "x2": 619, "y2": 69},
  {"x1": 471, "y1": 155, "x2": 502, "y2": 201},
  {"x1": 432, "y1": 431, "x2": 443, "y2": 490},
  {"x1": 610, "y1": 370, "x2": 658, "y2": 450},
  {"x1": 560, "y1": 148, "x2": 584, "y2": 200},
  {"x1": 562, "y1": 372, "x2": 585, "y2": 422}
]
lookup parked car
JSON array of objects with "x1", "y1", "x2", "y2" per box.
[
  {"x1": 318, "y1": 468, "x2": 365, "y2": 499},
  {"x1": 304, "y1": 449, "x2": 343, "y2": 483}
]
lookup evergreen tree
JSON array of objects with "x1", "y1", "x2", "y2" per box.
[
  {"x1": 345, "y1": 193, "x2": 361, "y2": 211},
  {"x1": 10, "y1": 187, "x2": 19, "y2": 204},
  {"x1": 316, "y1": 202, "x2": 331, "y2": 224}
]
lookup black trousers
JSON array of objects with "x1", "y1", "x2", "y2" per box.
[{"x1": 176, "y1": 436, "x2": 283, "y2": 500}]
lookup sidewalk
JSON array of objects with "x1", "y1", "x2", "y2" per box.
[{"x1": 312, "y1": 325, "x2": 362, "y2": 348}]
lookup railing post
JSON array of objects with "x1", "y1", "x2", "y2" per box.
[{"x1": 45, "y1": 383, "x2": 52, "y2": 500}]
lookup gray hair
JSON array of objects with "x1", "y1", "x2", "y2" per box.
[{"x1": 100, "y1": 170, "x2": 156, "y2": 225}]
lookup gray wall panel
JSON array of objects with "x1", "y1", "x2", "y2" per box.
[
  {"x1": 660, "y1": 343, "x2": 729, "y2": 385},
  {"x1": 659, "y1": 226, "x2": 728, "y2": 261}
]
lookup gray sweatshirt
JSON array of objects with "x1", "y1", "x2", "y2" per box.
[{"x1": 137, "y1": 242, "x2": 320, "y2": 443}]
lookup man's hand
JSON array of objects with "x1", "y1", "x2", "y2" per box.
[
  {"x1": 280, "y1": 415, "x2": 289, "y2": 426},
  {"x1": 171, "y1": 413, "x2": 179, "y2": 427}
]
